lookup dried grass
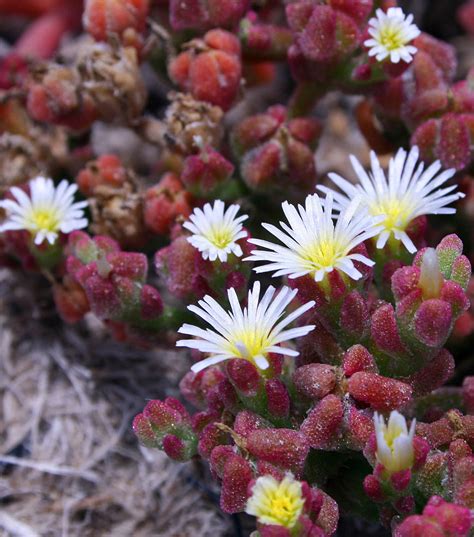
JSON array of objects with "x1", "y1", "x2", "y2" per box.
[{"x1": 0, "y1": 269, "x2": 231, "y2": 537}]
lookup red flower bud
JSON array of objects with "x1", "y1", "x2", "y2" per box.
[
  {"x1": 53, "y1": 277, "x2": 90, "y2": 323},
  {"x1": 392, "y1": 266, "x2": 420, "y2": 302},
  {"x1": 140, "y1": 285, "x2": 163, "y2": 320},
  {"x1": 423, "y1": 496, "x2": 472, "y2": 536},
  {"x1": 300, "y1": 394, "x2": 344, "y2": 449},
  {"x1": 348, "y1": 373, "x2": 412, "y2": 411},
  {"x1": 371, "y1": 303, "x2": 406, "y2": 354},
  {"x1": 463, "y1": 377, "x2": 474, "y2": 414},
  {"x1": 342, "y1": 345, "x2": 377, "y2": 377},
  {"x1": 84, "y1": 0, "x2": 149, "y2": 47},
  {"x1": 132, "y1": 413, "x2": 156, "y2": 447},
  {"x1": 181, "y1": 146, "x2": 234, "y2": 198},
  {"x1": 198, "y1": 422, "x2": 229, "y2": 460},
  {"x1": 363, "y1": 474, "x2": 384, "y2": 502},
  {"x1": 340, "y1": 291, "x2": 370, "y2": 338},
  {"x1": 395, "y1": 516, "x2": 445, "y2": 537},
  {"x1": 169, "y1": 0, "x2": 250, "y2": 31},
  {"x1": 169, "y1": 30, "x2": 242, "y2": 111},
  {"x1": 210, "y1": 445, "x2": 235, "y2": 479},
  {"x1": 328, "y1": 0, "x2": 373, "y2": 23},
  {"x1": 162, "y1": 434, "x2": 187, "y2": 461},
  {"x1": 349, "y1": 406, "x2": 374, "y2": 448},
  {"x1": 234, "y1": 410, "x2": 271, "y2": 438},
  {"x1": 77, "y1": 154, "x2": 127, "y2": 196},
  {"x1": 265, "y1": 379, "x2": 290, "y2": 418},
  {"x1": 227, "y1": 358, "x2": 262, "y2": 396},
  {"x1": 293, "y1": 364, "x2": 336, "y2": 399},
  {"x1": 409, "y1": 349, "x2": 455, "y2": 396},
  {"x1": 144, "y1": 173, "x2": 192, "y2": 236},
  {"x1": 438, "y1": 113, "x2": 471, "y2": 171},
  {"x1": 83, "y1": 275, "x2": 121, "y2": 318},
  {"x1": 246, "y1": 428, "x2": 310, "y2": 471},
  {"x1": 391, "y1": 469, "x2": 412, "y2": 491},
  {"x1": 220, "y1": 454, "x2": 253, "y2": 513},
  {"x1": 296, "y1": 5, "x2": 337, "y2": 62},
  {"x1": 414, "y1": 299, "x2": 452, "y2": 347}
]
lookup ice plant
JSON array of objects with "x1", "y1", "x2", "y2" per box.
[
  {"x1": 374, "y1": 411, "x2": 416, "y2": 474},
  {"x1": 320, "y1": 146, "x2": 465, "y2": 253},
  {"x1": 0, "y1": 176, "x2": 88, "y2": 245},
  {"x1": 176, "y1": 281, "x2": 315, "y2": 372},
  {"x1": 246, "y1": 193, "x2": 382, "y2": 282},
  {"x1": 364, "y1": 8, "x2": 420, "y2": 64},
  {"x1": 183, "y1": 200, "x2": 248, "y2": 262},
  {"x1": 246, "y1": 474, "x2": 305, "y2": 529}
]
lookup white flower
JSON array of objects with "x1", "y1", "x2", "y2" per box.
[
  {"x1": 374, "y1": 411, "x2": 416, "y2": 474},
  {"x1": 245, "y1": 193, "x2": 382, "y2": 282},
  {"x1": 364, "y1": 7, "x2": 420, "y2": 64},
  {"x1": 319, "y1": 147, "x2": 464, "y2": 254},
  {"x1": 0, "y1": 176, "x2": 88, "y2": 245},
  {"x1": 246, "y1": 474, "x2": 305, "y2": 529},
  {"x1": 176, "y1": 281, "x2": 315, "y2": 373},
  {"x1": 183, "y1": 200, "x2": 248, "y2": 262}
]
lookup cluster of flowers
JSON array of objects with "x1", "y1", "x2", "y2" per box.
[
  {"x1": 0, "y1": 0, "x2": 473, "y2": 535},
  {"x1": 133, "y1": 146, "x2": 473, "y2": 535}
]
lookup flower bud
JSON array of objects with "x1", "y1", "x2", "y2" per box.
[
  {"x1": 328, "y1": 0, "x2": 373, "y2": 23},
  {"x1": 133, "y1": 398, "x2": 197, "y2": 459},
  {"x1": 300, "y1": 395, "x2": 344, "y2": 449},
  {"x1": 209, "y1": 445, "x2": 235, "y2": 479},
  {"x1": 409, "y1": 349, "x2": 455, "y2": 396},
  {"x1": 265, "y1": 379, "x2": 290, "y2": 418},
  {"x1": 371, "y1": 303, "x2": 406, "y2": 354},
  {"x1": 418, "y1": 248, "x2": 444, "y2": 299},
  {"x1": 170, "y1": 0, "x2": 250, "y2": 31},
  {"x1": 247, "y1": 429, "x2": 310, "y2": 471},
  {"x1": 27, "y1": 64, "x2": 97, "y2": 131},
  {"x1": 154, "y1": 235, "x2": 211, "y2": 300},
  {"x1": 144, "y1": 173, "x2": 192, "y2": 236},
  {"x1": 227, "y1": 358, "x2": 262, "y2": 397},
  {"x1": 439, "y1": 114, "x2": 471, "y2": 171},
  {"x1": 373, "y1": 411, "x2": 416, "y2": 475},
  {"x1": 231, "y1": 106, "x2": 320, "y2": 201},
  {"x1": 77, "y1": 154, "x2": 127, "y2": 196},
  {"x1": 293, "y1": 364, "x2": 336, "y2": 400},
  {"x1": 140, "y1": 285, "x2": 163, "y2": 320},
  {"x1": 363, "y1": 474, "x2": 384, "y2": 502},
  {"x1": 340, "y1": 291, "x2": 370, "y2": 339},
  {"x1": 181, "y1": 147, "x2": 234, "y2": 198},
  {"x1": 234, "y1": 410, "x2": 271, "y2": 438},
  {"x1": 53, "y1": 276, "x2": 90, "y2": 323},
  {"x1": 414, "y1": 299, "x2": 452, "y2": 348},
  {"x1": 220, "y1": 454, "x2": 253, "y2": 513},
  {"x1": 169, "y1": 30, "x2": 242, "y2": 111},
  {"x1": 240, "y1": 17, "x2": 293, "y2": 61},
  {"x1": 397, "y1": 496, "x2": 473, "y2": 537},
  {"x1": 348, "y1": 373, "x2": 412, "y2": 411},
  {"x1": 83, "y1": 0, "x2": 149, "y2": 50},
  {"x1": 463, "y1": 377, "x2": 474, "y2": 414},
  {"x1": 342, "y1": 345, "x2": 377, "y2": 377},
  {"x1": 198, "y1": 422, "x2": 229, "y2": 460}
]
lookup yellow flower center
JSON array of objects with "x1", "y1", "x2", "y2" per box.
[
  {"x1": 379, "y1": 27, "x2": 407, "y2": 51},
  {"x1": 230, "y1": 333, "x2": 270, "y2": 365},
  {"x1": 298, "y1": 238, "x2": 345, "y2": 275},
  {"x1": 207, "y1": 226, "x2": 234, "y2": 249},
  {"x1": 251, "y1": 478, "x2": 304, "y2": 528},
  {"x1": 369, "y1": 198, "x2": 412, "y2": 231},
  {"x1": 30, "y1": 209, "x2": 60, "y2": 232},
  {"x1": 383, "y1": 422, "x2": 405, "y2": 451}
]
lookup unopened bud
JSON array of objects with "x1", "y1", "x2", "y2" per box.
[{"x1": 419, "y1": 248, "x2": 444, "y2": 299}]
